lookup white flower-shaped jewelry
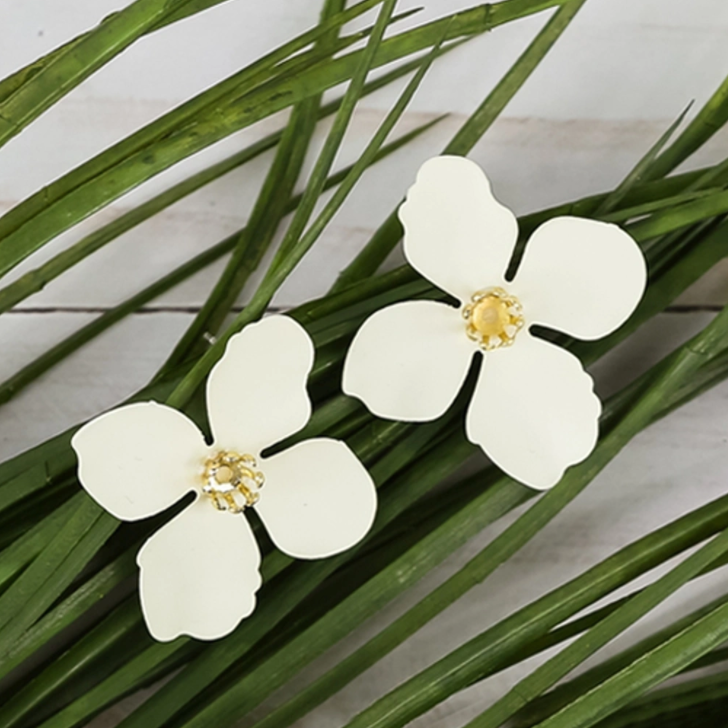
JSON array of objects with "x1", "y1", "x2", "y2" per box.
[
  {"x1": 72, "y1": 315, "x2": 376, "y2": 642},
  {"x1": 343, "y1": 156, "x2": 647, "y2": 490}
]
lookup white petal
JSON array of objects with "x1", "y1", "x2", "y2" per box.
[
  {"x1": 399, "y1": 156, "x2": 518, "y2": 302},
  {"x1": 137, "y1": 498, "x2": 262, "y2": 641},
  {"x1": 514, "y1": 217, "x2": 647, "y2": 340},
  {"x1": 71, "y1": 402, "x2": 208, "y2": 521},
  {"x1": 207, "y1": 315, "x2": 314, "y2": 456},
  {"x1": 466, "y1": 333, "x2": 601, "y2": 490},
  {"x1": 255, "y1": 439, "x2": 376, "y2": 559},
  {"x1": 342, "y1": 300, "x2": 474, "y2": 422}
]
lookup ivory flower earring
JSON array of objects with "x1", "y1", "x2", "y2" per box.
[
  {"x1": 72, "y1": 315, "x2": 376, "y2": 642},
  {"x1": 343, "y1": 156, "x2": 647, "y2": 490}
]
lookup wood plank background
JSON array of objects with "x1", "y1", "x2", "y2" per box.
[{"x1": 2, "y1": 1, "x2": 728, "y2": 726}]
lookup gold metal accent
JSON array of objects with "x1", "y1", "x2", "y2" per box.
[
  {"x1": 201, "y1": 451, "x2": 265, "y2": 514},
  {"x1": 462, "y1": 286, "x2": 525, "y2": 351}
]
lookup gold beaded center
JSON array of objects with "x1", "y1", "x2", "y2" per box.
[
  {"x1": 202, "y1": 451, "x2": 264, "y2": 514},
  {"x1": 462, "y1": 287, "x2": 525, "y2": 351}
]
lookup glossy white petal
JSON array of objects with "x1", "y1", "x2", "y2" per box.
[
  {"x1": 256, "y1": 439, "x2": 376, "y2": 559},
  {"x1": 72, "y1": 402, "x2": 208, "y2": 521},
  {"x1": 514, "y1": 217, "x2": 646, "y2": 340},
  {"x1": 466, "y1": 333, "x2": 601, "y2": 490},
  {"x1": 207, "y1": 315, "x2": 314, "y2": 456},
  {"x1": 343, "y1": 300, "x2": 474, "y2": 422},
  {"x1": 137, "y1": 498, "x2": 262, "y2": 641},
  {"x1": 399, "y1": 156, "x2": 518, "y2": 302}
]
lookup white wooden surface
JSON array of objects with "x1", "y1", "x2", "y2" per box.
[{"x1": 2, "y1": 1, "x2": 728, "y2": 726}]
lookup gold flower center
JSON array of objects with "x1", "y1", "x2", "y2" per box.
[
  {"x1": 462, "y1": 287, "x2": 524, "y2": 351},
  {"x1": 202, "y1": 451, "x2": 265, "y2": 514}
]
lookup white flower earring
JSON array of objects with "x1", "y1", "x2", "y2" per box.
[
  {"x1": 72, "y1": 315, "x2": 377, "y2": 642},
  {"x1": 343, "y1": 156, "x2": 647, "y2": 490}
]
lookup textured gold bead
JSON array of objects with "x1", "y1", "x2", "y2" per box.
[
  {"x1": 462, "y1": 287, "x2": 524, "y2": 351},
  {"x1": 201, "y1": 451, "x2": 264, "y2": 514}
]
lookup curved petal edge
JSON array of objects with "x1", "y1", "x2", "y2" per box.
[
  {"x1": 399, "y1": 155, "x2": 519, "y2": 302},
  {"x1": 466, "y1": 334, "x2": 601, "y2": 490},
  {"x1": 207, "y1": 315, "x2": 314, "y2": 456},
  {"x1": 137, "y1": 499, "x2": 262, "y2": 641},
  {"x1": 72, "y1": 401, "x2": 207, "y2": 522},
  {"x1": 343, "y1": 300, "x2": 474, "y2": 422},
  {"x1": 256, "y1": 438, "x2": 377, "y2": 559},
  {"x1": 514, "y1": 217, "x2": 647, "y2": 340}
]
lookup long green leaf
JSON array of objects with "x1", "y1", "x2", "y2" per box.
[
  {"x1": 0, "y1": 117, "x2": 443, "y2": 408},
  {"x1": 0, "y1": 547, "x2": 138, "y2": 682},
  {"x1": 0, "y1": 599, "x2": 145, "y2": 728},
  {"x1": 165, "y1": 2, "x2": 443, "y2": 409},
  {"x1": 0, "y1": 0, "x2": 564, "y2": 279},
  {"x1": 512, "y1": 592, "x2": 728, "y2": 727},
  {"x1": 160, "y1": 0, "x2": 347, "y2": 370},
  {"x1": 594, "y1": 104, "x2": 692, "y2": 216},
  {"x1": 0, "y1": 1, "x2": 237, "y2": 106},
  {"x1": 331, "y1": 0, "x2": 587, "y2": 290},
  {"x1": 464, "y1": 529, "x2": 728, "y2": 728},
  {"x1": 0, "y1": 0, "x2": 387, "y2": 273},
  {"x1": 0, "y1": 0, "x2": 208, "y2": 148},
  {"x1": 648, "y1": 72, "x2": 728, "y2": 179},
  {"x1": 274, "y1": 305, "x2": 728, "y2": 728},
  {"x1": 0, "y1": 500, "x2": 116, "y2": 662},
  {"x1": 0, "y1": 51, "x2": 441, "y2": 319},
  {"x1": 535, "y1": 599, "x2": 728, "y2": 728},
  {"x1": 595, "y1": 668, "x2": 728, "y2": 728}
]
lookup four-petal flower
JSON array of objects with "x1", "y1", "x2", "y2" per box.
[
  {"x1": 72, "y1": 315, "x2": 377, "y2": 641},
  {"x1": 343, "y1": 156, "x2": 647, "y2": 489}
]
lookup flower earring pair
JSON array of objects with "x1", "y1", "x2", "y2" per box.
[{"x1": 73, "y1": 155, "x2": 647, "y2": 642}]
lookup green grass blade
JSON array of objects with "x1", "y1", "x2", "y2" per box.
[
  {"x1": 625, "y1": 188, "x2": 728, "y2": 243},
  {"x1": 534, "y1": 600, "x2": 728, "y2": 728},
  {"x1": 0, "y1": 45, "x2": 440, "y2": 318},
  {"x1": 164, "y1": 0, "x2": 438, "y2": 409},
  {"x1": 152, "y1": 0, "x2": 237, "y2": 28},
  {"x1": 595, "y1": 668, "x2": 728, "y2": 728},
  {"x1": 0, "y1": 0, "x2": 386, "y2": 274},
  {"x1": 0, "y1": 1, "x2": 239, "y2": 106},
  {"x1": 648, "y1": 72, "x2": 728, "y2": 180},
  {"x1": 0, "y1": 547, "x2": 137, "y2": 682},
  {"x1": 266, "y1": 306, "x2": 728, "y2": 728},
  {"x1": 0, "y1": 499, "x2": 117, "y2": 664},
  {"x1": 0, "y1": 237, "x2": 236, "y2": 407},
  {"x1": 594, "y1": 104, "x2": 693, "y2": 216},
  {"x1": 0, "y1": 0, "x2": 207, "y2": 148},
  {"x1": 0, "y1": 598, "x2": 145, "y2": 728},
  {"x1": 0, "y1": 115, "x2": 443, "y2": 408},
  {"x1": 600, "y1": 188, "x2": 722, "y2": 223},
  {"x1": 0, "y1": 0, "x2": 562, "y2": 280},
  {"x1": 334, "y1": 492, "x2": 728, "y2": 728},
  {"x1": 0, "y1": 133, "x2": 278, "y2": 316},
  {"x1": 330, "y1": 0, "x2": 587, "y2": 291},
  {"x1": 465, "y1": 529, "x2": 728, "y2": 728},
  {"x1": 264, "y1": 0, "x2": 399, "y2": 266},
  {"x1": 160, "y1": 0, "x2": 347, "y2": 369},
  {"x1": 0, "y1": 494, "x2": 78, "y2": 591},
  {"x1": 266, "y1": 23, "x2": 447, "y2": 288},
  {"x1": 512, "y1": 592, "x2": 728, "y2": 727}
]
